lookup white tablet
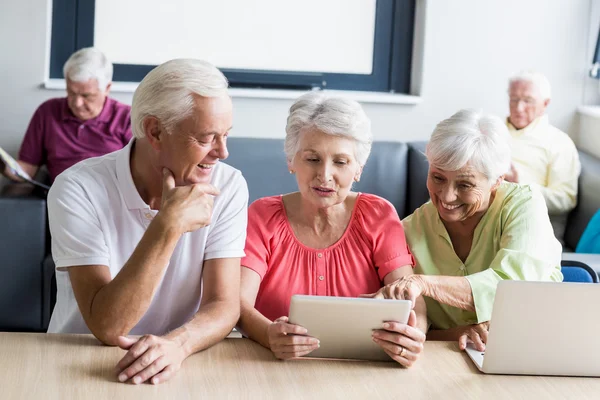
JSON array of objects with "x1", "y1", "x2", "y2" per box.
[{"x1": 288, "y1": 295, "x2": 412, "y2": 362}]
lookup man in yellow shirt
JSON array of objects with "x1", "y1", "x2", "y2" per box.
[{"x1": 504, "y1": 71, "x2": 581, "y2": 241}]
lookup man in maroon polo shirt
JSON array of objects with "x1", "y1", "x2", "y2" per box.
[{"x1": 1, "y1": 47, "x2": 131, "y2": 184}]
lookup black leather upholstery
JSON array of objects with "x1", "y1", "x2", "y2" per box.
[
  {"x1": 225, "y1": 138, "x2": 298, "y2": 204},
  {"x1": 406, "y1": 141, "x2": 430, "y2": 216},
  {"x1": 0, "y1": 197, "x2": 47, "y2": 331},
  {"x1": 354, "y1": 142, "x2": 409, "y2": 217},
  {"x1": 564, "y1": 151, "x2": 600, "y2": 251}
]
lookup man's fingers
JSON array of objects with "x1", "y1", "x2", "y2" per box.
[
  {"x1": 117, "y1": 336, "x2": 137, "y2": 350},
  {"x1": 194, "y1": 183, "x2": 220, "y2": 197},
  {"x1": 150, "y1": 365, "x2": 177, "y2": 385},
  {"x1": 162, "y1": 168, "x2": 175, "y2": 191},
  {"x1": 118, "y1": 348, "x2": 160, "y2": 383},
  {"x1": 116, "y1": 339, "x2": 150, "y2": 372},
  {"x1": 130, "y1": 356, "x2": 167, "y2": 385}
]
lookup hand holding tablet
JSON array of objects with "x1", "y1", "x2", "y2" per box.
[
  {"x1": 288, "y1": 295, "x2": 414, "y2": 362},
  {"x1": 267, "y1": 316, "x2": 320, "y2": 360}
]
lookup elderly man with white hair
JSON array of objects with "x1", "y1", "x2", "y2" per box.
[
  {"x1": 369, "y1": 109, "x2": 562, "y2": 352},
  {"x1": 504, "y1": 70, "x2": 581, "y2": 240},
  {"x1": 47, "y1": 59, "x2": 247, "y2": 385},
  {"x1": 1, "y1": 47, "x2": 131, "y2": 183}
]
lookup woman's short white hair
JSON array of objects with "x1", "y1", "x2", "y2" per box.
[
  {"x1": 284, "y1": 92, "x2": 372, "y2": 166},
  {"x1": 131, "y1": 59, "x2": 228, "y2": 139},
  {"x1": 508, "y1": 70, "x2": 551, "y2": 100},
  {"x1": 63, "y1": 47, "x2": 113, "y2": 91},
  {"x1": 426, "y1": 109, "x2": 511, "y2": 181}
]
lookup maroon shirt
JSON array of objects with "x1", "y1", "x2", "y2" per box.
[{"x1": 18, "y1": 97, "x2": 132, "y2": 182}]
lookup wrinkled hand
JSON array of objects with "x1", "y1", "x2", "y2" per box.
[
  {"x1": 267, "y1": 316, "x2": 320, "y2": 360},
  {"x1": 504, "y1": 163, "x2": 519, "y2": 183},
  {"x1": 361, "y1": 275, "x2": 426, "y2": 308},
  {"x1": 115, "y1": 335, "x2": 187, "y2": 385},
  {"x1": 159, "y1": 168, "x2": 220, "y2": 234},
  {"x1": 372, "y1": 310, "x2": 425, "y2": 367},
  {"x1": 458, "y1": 321, "x2": 490, "y2": 352}
]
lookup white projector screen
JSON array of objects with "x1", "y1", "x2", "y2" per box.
[{"x1": 94, "y1": 0, "x2": 377, "y2": 75}]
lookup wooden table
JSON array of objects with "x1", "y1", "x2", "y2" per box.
[{"x1": 1, "y1": 333, "x2": 599, "y2": 399}]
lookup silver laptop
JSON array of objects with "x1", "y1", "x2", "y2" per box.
[
  {"x1": 289, "y1": 295, "x2": 412, "y2": 361},
  {"x1": 465, "y1": 280, "x2": 600, "y2": 376}
]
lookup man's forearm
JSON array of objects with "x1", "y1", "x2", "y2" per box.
[
  {"x1": 238, "y1": 302, "x2": 272, "y2": 349},
  {"x1": 166, "y1": 298, "x2": 240, "y2": 357},
  {"x1": 421, "y1": 275, "x2": 475, "y2": 312},
  {"x1": 87, "y1": 215, "x2": 181, "y2": 342},
  {"x1": 2, "y1": 164, "x2": 21, "y2": 182}
]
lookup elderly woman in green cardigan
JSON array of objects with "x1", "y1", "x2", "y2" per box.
[{"x1": 366, "y1": 109, "x2": 562, "y2": 352}]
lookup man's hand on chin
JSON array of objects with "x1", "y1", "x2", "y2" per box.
[{"x1": 115, "y1": 334, "x2": 188, "y2": 385}]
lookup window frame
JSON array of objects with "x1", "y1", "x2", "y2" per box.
[
  {"x1": 50, "y1": 0, "x2": 416, "y2": 93},
  {"x1": 591, "y1": 27, "x2": 600, "y2": 78}
]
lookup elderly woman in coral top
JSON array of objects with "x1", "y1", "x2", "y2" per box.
[{"x1": 237, "y1": 92, "x2": 427, "y2": 367}]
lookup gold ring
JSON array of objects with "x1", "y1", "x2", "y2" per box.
[{"x1": 399, "y1": 346, "x2": 406, "y2": 357}]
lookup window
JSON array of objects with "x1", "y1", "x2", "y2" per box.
[
  {"x1": 50, "y1": 0, "x2": 416, "y2": 93},
  {"x1": 591, "y1": 27, "x2": 600, "y2": 79}
]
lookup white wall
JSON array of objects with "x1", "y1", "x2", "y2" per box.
[{"x1": 0, "y1": 0, "x2": 592, "y2": 157}]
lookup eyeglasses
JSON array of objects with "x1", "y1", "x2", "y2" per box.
[{"x1": 509, "y1": 97, "x2": 537, "y2": 105}]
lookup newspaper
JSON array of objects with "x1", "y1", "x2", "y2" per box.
[{"x1": 0, "y1": 147, "x2": 50, "y2": 190}]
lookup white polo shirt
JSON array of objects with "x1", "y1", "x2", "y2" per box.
[{"x1": 47, "y1": 140, "x2": 248, "y2": 335}]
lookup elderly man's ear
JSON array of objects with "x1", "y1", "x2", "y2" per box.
[
  {"x1": 143, "y1": 117, "x2": 166, "y2": 151},
  {"x1": 103, "y1": 82, "x2": 113, "y2": 96},
  {"x1": 543, "y1": 98, "x2": 551, "y2": 110}
]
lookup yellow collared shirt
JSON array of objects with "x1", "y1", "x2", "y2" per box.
[{"x1": 507, "y1": 115, "x2": 581, "y2": 215}]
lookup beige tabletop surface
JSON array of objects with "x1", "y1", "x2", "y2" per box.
[{"x1": 1, "y1": 332, "x2": 599, "y2": 400}]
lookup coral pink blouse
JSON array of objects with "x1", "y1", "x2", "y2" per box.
[{"x1": 242, "y1": 193, "x2": 414, "y2": 321}]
